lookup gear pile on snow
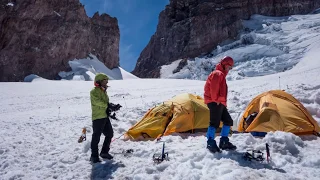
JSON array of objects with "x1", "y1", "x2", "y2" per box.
[
  {"x1": 78, "y1": 128, "x2": 87, "y2": 143},
  {"x1": 243, "y1": 143, "x2": 271, "y2": 162}
]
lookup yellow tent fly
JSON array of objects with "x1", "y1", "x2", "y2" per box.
[{"x1": 125, "y1": 93, "x2": 217, "y2": 140}]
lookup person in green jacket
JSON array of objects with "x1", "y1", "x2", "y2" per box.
[{"x1": 90, "y1": 73, "x2": 113, "y2": 163}]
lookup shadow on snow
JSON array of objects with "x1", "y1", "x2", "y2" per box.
[{"x1": 91, "y1": 160, "x2": 125, "y2": 180}]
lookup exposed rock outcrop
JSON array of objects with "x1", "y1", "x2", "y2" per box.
[
  {"x1": 0, "y1": 0, "x2": 119, "y2": 81},
  {"x1": 133, "y1": 0, "x2": 320, "y2": 78}
]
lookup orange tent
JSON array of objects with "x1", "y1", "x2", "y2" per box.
[{"x1": 238, "y1": 90, "x2": 320, "y2": 136}]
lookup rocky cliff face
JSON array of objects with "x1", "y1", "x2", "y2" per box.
[
  {"x1": 0, "y1": 0, "x2": 119, "y2": 81},
  {"x1": 133, "y1": 0, "x2": 320, "y2": 78}
]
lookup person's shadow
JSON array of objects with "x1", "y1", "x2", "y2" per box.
[{"x1": 90, "y1": 160, "x2": 125, "y2": 180}]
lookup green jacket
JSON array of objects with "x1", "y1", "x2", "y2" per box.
[{"x1": 90, "y1": 87, "x2": 109, "y2": 120}]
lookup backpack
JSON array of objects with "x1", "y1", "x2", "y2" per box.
[{"x1": 243, "y1": 112, "x2": 258, "y2": 130}]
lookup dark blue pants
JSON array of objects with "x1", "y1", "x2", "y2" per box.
[{"x1": 91, "y1": 117, "x2": 113, "y2": 157}]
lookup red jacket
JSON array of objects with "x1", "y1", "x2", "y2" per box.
[{"x1": 204, "y1": 63, "x2": 229, "y2": 106}]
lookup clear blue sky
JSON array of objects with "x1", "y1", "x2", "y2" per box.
[{"x1": 79, "y1": 0, "x2": 169, "y2": 72}]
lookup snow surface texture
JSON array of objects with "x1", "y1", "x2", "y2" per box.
[
  {"x1": 1, "y1": 13, "x2": 320, "y2": 180},
  {"x1": 160, "y1": 13, "x2": 320, "y2": 81}
]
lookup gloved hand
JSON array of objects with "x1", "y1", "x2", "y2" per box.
[
  {"x1": 106, "y1": 103, "x2": 122, "y2": 120},
  {"x1": 109, "y1": 103, "x2": 122, "y2": 111}
]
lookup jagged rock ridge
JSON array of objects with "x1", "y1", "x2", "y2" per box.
[
  {"x1": 133, "y1": 0, "x2": 320, "y2": 78},
  {"x1": 0, "y1": 0, "x2": 119, "y2": 81}
]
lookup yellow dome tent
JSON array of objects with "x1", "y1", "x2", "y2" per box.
[
  {"x1": 238, "y1": 90, "x2": 320, "y2": 136},
  {"x1": 125, "y1": 93, "x2": 212, "y2": 140}
]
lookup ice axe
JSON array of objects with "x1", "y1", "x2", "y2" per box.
[{"x1": 152, "y1": 141, "x2": 169, "y2": 163}]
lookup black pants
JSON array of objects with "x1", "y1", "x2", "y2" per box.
[
  {"x1": 91, "y1": 117, "x2": 114, "y2": 157},
  {"x1": 207, "y1": 102, "x2": 233, "y2": 129}
]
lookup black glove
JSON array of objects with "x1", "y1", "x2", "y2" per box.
[
  {"x1": 109, "y1": 103, "x2": 122, "y2": 112},
  {"x1": 109, "y1": 112, "x2": 118, "y2": 120},
  {"x1": 106, "y1": 106, "x2": 111, "y2": 116},
  {"x1": 106, "y1": 103, "x2": 122, "y2": 120}
]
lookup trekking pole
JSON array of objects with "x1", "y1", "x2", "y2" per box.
[
  {"x1": 279, "y1": 76, "x2": 281, "y2": 90},
  {"x1": 122, "y1": 96, "x2": 128, "y2": 109},
  {"x1": 161, "y1": 141, "x2": 166, "y2": 161},
  {"x1": 58, "y1": 106, "x2": 60, "y2": 119},
  {"x1": 266, "y1": 143, "x2": 270, "y2": 163},
  {"x1": 140, "y1": 95, "x2": 146, "y2": 106}
]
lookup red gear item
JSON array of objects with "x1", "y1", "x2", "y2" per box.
[{"x1": 204, "y1": 57, "x2": 234, "y2": 106}]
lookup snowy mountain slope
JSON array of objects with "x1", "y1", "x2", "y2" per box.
[
  {"x1": 24, "y1": 54, "x2": 138, "y2": 82},
  {"x1": 160, "y1": 13, "x2": 320, "y2": 82},
  {"x1": 59, "y1": 54, "x2": 139, "y2": 81}
]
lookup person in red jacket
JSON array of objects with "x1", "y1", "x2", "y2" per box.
[{"x1": 204, "y1": 56, "x2": 237, "y2": 153}]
